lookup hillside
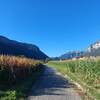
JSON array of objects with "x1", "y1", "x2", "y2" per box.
[{"x1": 0, "y1": 36, "x2": 48, "y2": 60}]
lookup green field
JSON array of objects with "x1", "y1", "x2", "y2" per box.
[
  {"x1": 0, "y1": 55, "x2": 44, "y2": 100},
  {"x1": 48, "y1": 59, "x2": 100, "y2": 100}
]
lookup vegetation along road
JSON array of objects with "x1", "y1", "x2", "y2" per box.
[{"x1": 28, "y1": 66, "x2": 81, "y2": 100}]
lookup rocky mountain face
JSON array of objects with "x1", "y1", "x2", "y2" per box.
[
  {"x1": 60, "y1": 51, "x2": 84, "y2": 60},
  {"x1": 51, "y1": 40, "x2": 100, "y2": 60},
  {"x1": 85, "y1": 40, "x2": 100, "y2": 56},
  {"x1": 0, "y1": 36, "x2": 48, "y2": 60},
  {"x1": 59, "y1": 40, "x2": 100, "y2": 59}
]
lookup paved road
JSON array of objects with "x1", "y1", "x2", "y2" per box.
[{"x1": 28, "y1": 66, "x2": 81, "y2": 100}]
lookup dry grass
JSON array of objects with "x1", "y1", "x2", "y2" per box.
[
  {"x1": 0, "y1": 55, "x2": 42, "y2": 84},
  {"x1": 0, "y1": 55, "x2": 44, "y2": 99}
]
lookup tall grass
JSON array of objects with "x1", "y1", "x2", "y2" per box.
[
  {"x1": 0, "y1": 55, "x2": 43, "y2": 84},
  {"x1": 48, "y1": 59, "x2": 100, "y2": 100},
  {"x1": 0, "y1": 55, "x2": 44, "y2": 99}
]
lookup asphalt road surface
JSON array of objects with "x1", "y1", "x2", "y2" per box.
[{"x1": 28, "y1": 66, "x2": 81, "y2": 100}]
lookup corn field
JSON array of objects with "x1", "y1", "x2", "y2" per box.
[
  {"x1": 48, "y1": 59, "x2": 100, "y2": 100},
  {"x1": 0, "y1": 55, "x2": 43, "y2": 84}
]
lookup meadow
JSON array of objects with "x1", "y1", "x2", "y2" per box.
[
  {"x1": 48, "y1": 59, "x2": 100, "y2": 100},
  {"x1": 0, "y1": 55, "x2": 44, "y2": 100}
]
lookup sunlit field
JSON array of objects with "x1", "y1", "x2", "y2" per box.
[
  {"x1": 48, "y1": 59, "x2": 100, "y2": 100},
  {"x1": 0, "y1": 55, "x2": 44, "y2": 99}
]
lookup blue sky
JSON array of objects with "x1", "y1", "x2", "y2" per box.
[{"x1": 0, "y1": 0, "x2": 100, "y2": 57}]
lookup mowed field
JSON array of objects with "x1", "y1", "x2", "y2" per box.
[
  {"x1": 0, "y1": 55, "x2": 44, "y2": 100},
  {"x1": 48, "y1": 59, "x2": 100, "y2": 100}
]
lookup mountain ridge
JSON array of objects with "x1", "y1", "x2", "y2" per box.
[
  {"x1": 85, "y1": 40, "x2": 100, "y2": 56},
  {"x1": 59, "y1": 51, "x2": 84, "y2": 59},
  {"x1": 54, "y1": 40, "x2": 100, "y2": 60},
  {"x1": 0, "y1": 35, "x2": 48, "y2": 60}
]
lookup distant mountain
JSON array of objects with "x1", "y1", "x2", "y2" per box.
[
  {"x1": 0, "y1": 35, "x2": 48, "y2": 60},
  {"x1": 85, "y1": 40, "x2": 100, "y2": 56},
  {"x1": 50, "y1": 57, "x2": 60, "y2": 61},
  {"x1": 60, "y1": 51, "x2": 84, "y2": 60},
  {"x1": 60, "y1": 40, "x2": 100, "y2": 59},
  {"x1": 51, "y1": 40, "x2": 100, "y2": 60}
]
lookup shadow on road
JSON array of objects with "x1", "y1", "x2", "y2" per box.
[{"x1": 29, "y1": 66, "x2": 74, "y2": 96}]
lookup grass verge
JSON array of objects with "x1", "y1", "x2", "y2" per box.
[{"x1": 47, "y1": 60, "x2": 100, "y2": 100}]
